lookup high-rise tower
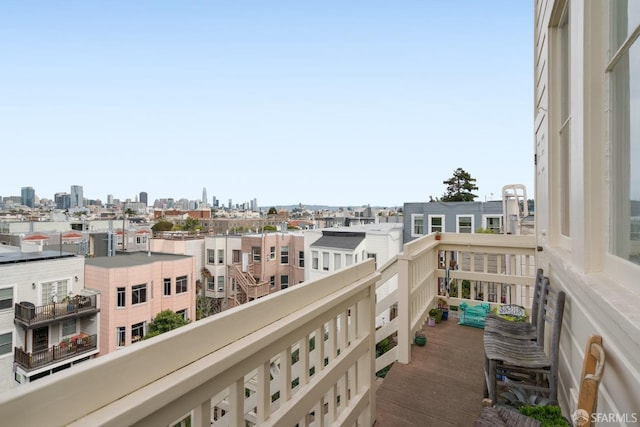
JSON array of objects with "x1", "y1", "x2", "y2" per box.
[{"x1": 70, "y1": 185, "x2": 83, "y2": 208}]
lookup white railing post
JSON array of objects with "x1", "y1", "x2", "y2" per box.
[
  {"x1": 397, "y1": 254, "x2": 411, "y2": 364},
  {"x1": 356, "y1": 280, "x2": 376, "y2": 426}
]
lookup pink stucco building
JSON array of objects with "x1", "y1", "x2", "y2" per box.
[{"x1": 85, "y1": 251, "x2": 196, "y2": 355}]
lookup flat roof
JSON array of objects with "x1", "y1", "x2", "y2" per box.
[
  {"x1": 0, "y1": 250, "x2": 77, "y2": 265},
  {"x1": 85, "y1": 251, "x2": 192, "y2": 268}
]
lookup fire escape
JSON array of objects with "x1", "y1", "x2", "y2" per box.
[{"x1": 227, "y1": 262, "x2": 271, "y2": 307}]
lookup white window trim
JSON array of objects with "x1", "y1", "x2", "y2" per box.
[
  {"x1": 411, "y1": 214, "x2": 424, "y2": 237},
  {"x1": 0, "y1": 329, "x2": 13, "y2": 358},
  {"x1": 428, "y1": 215, "x2": 445, "y2": 233},
  {"x1": 482, "y1": 215, "x2": 503, "y2": 233},
  {"x1": 0, "y1": 285, "x2": 15, "y2": 312},
  {"x1": 456, "y1": 215, "x2": 474, "y2": 233}
]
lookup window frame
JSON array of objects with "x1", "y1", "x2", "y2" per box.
[
  {"x1": 131, "y1": 284, "x2": 147, "y2": 305},
  {"x1": 175, "y1": 276, "x2": 188, "y2": 294},
  {"x1": 456, "y1": 215, "x2": 474, "y2": 233},
  {"x1": 411, "y1": 214, "x2": 424, "y2": 237},
  {"x1": 117, "y1": 287, "x2": 126, "y2": 307},
  {"x1": 428, "y1": 215, "x2": 445, "y2": 233},
  {"x1": 0, "y1": 287, "x2": 14, "y2": 311}
]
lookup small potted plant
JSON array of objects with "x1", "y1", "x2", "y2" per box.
[
  {"x1": 438, "y1": 298, "x2": 450, "y2": 321},
  {"x1": 429, "y1": 307, "x2": 443, "y2": 323},
  {"x1": 414, "y1": 331, "x2": 427, "y2": 346}
]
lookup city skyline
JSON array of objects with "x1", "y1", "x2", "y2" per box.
[{"x1": 1, "y1": 1, "x2": 534, "y2": 206}]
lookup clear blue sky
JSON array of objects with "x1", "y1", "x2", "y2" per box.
[{"x1": 1, "y1": 1, "x2": 534, "y2": 207}]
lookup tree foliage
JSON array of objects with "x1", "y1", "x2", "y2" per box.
[
  {"x1": 183, "y1": 216, "x2": 201, "y2": 231},
  {"x1": 441, "y1": 168, "x2": 479, "y2": 202},
  {"x1": 144, "y1": 310, "x2": 190, "y2": 340},
  {"x1": 267, "y1": 207, "x2": 278, "y2": 215},
  {"x1": 152, "y1": 219, "x2": 174, "y2": 232}
]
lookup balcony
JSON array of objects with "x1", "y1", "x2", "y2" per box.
[
  {"x1": 14, "y1": 333, "x2": 98, "y2": 371},
  {"x1": 0, "y1": 233, "x2": 591, "y2": 426},
  {"x1": 14, "y1": 295, "x2": 99, "y2": 328}
]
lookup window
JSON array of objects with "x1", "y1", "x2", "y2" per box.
[
  {"x1": 484, "y1": 216, "x2": 502, "y2": 233},
  {"x1": 411, "y1": 214, "x2": 424, "y2": 236},
  {"x1": 116, "y1": 327, "x2": 126, "y2": 347},
  {"x1": 299, "y1": 251, "x2": 304, "y2": 268},
  {"x1": 131, "y1": 322, "x2": 144, "y2": 343},
  {"x1": 312, "y1": 251, "x2": 319, "y2": 269},
  {"x1": 136, "y1": 235, "x2": 147, "y2": 245},
  {"x1": 207, "y1": 249, "x2": 215, "y2": 264},
  {"x1": 131, "y1": 284, "x2": 147, "y2": 305},
  {"x1": 457, "y1": 215, "x2": 474, "y2": 233},
  {"x1": 322, "y1": 252, "x2": 330, "y2": 271},
  {"x1": 0, "y1": 332, "x2": 12, "y2": 356},
  {"x1": 280, "y1": 275, "x2": 289, "y2": 289},
  {"x1": 217, "y1": 276, "x2": 225, "y2": 292},
  {"x1": 270, "y1": 276, "x2": 276, "y2": 288},
  {"x1": 368, "y1": 253, "x2": 377, "y2": 269},
  {"x1": 270, "y1": 246, "x2": 276, "y2": 260},
  {"x1": 176, "y1": 276, "x2": 188, "y2": 294},
  {"x1": 62, "y1": 319, "x2": 76, "y2": 337},
  {"x1": 233, "y1": 250, "x2": 241, "y2": 263},
  {"x1": 218, "y1": 249, "x2": 224, "y2": 264},
  {"x1": 0, "y1": 287, "x2": 13, "y2": 310},
  {"x1": 429, "y1": 215, "x2": 444, "y2": 233},
  {"x1": 163, "y1": 278, "x2": 171, "y2": 296},
  {"x1": 346, "y1": 254, "x2": 353, "y2": 266},
  {"x1": 334, "y1": 253, "x2": 341, "y2": 270},
  {"x1": 610, "y1": 2, "x2": 640, "y2": 265},
  {"x1": 281, "y1": 246, "x2": 289, "y2": 264},
  {"x1": 252, "y1": 247, "x2": 261, "y2": 262},
  {"x1": 117, "y1": 287, "x2": 126, "y2": 307},
  {"x1": 557, "y1": 2, "x2": 571, "y2": 237},
  {"x1": 208, "y1": 277, "x2": 216, "y2": 291},
  {"x1": 41, "y1": 279, "x2": 68, "y2": 304},
  {"x1": 176, "y1": 309, "x2": 188, "y2": 321}
]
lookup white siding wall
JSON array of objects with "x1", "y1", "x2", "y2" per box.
[{"x1": 535, "y1": 0, "x2": 640, "y2": 421}]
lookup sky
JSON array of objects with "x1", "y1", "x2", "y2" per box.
[{"x1": 0, "y1": 1, "x2": 534, "y2": 208}]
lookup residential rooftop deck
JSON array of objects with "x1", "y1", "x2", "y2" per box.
[{"x1": 375, "y1": 314, "x2": 485, "y2": 426}]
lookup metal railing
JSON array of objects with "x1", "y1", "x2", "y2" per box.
[
  {"x1": 14, "y1": 295, "x2": 99, "y2": 327},
  {"x1": 14, "y1": 334, "x2": 98, "y2": 371}
]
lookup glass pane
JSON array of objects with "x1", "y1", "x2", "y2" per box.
[{"x1": 611, "y1": 39, "x2": 639, "y2": 265}]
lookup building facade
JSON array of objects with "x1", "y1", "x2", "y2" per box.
[
  {"x1": 20, "y1": 187, "x2": 35, "y2": 208},
  {"x1": 85, "y1": 252, "x2": 196, "y2": 354},
  {"x1": 0, "y1": 248, "x2": 99, "y2": 391},
  {"x1": 534, "y1": 0, "x2": 640, "y2": 419}
]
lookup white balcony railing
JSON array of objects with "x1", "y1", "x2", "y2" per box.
[{"x1": 0, "y1": 232, "x2": 536, "y2": 426}]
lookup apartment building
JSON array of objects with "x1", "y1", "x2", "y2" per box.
[
  {"x1": 0, "y1": 246, "x2": 99, "y2": 391},
  {"x1": 85, "y1": 252, "x2": 196, "y2": 354}
]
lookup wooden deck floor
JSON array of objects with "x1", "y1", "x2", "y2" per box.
[{"x1": 374, "y1": 315, "x2": 485, "y2": 426}]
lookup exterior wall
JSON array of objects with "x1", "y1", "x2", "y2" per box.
[
  {"x1": 240, "y1": 233, "x2": 305, "y2": 290},
  {"x1": 85, "y1": 254, "x2": 196, "y2": 355},
  {"x1": 203, "y1": 235, "x2": 242, "y2": 300},
  {"x1": 403, "y1": 201, "x2": 504, "y2": 243},
  {"x1": 535, "y1": 0, "x2": 640, "y2": 422},
  {"x1": 0, "y1": 253, "x2": 89, "y2": 391}
]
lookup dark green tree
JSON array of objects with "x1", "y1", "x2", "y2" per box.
[
  {"x1": 183, "y1": 216, "x2": 201, "y2": 231},
  {"x1": 267, "y1": 207, "x2": 278, "y2": 215},
  {"x1": 152, "y1": 219, "x2": 174, "y2": 233},
  {"x1": 441, "y1": 168, "x2": 479, "y2": 202},
  {"x1": 144, "y1": 310, "x2": 190, "y2": 339}
]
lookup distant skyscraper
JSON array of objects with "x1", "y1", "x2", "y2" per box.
[
  {"x1": 212, "y1": 196, "x2": 218, "y2": 208},
  {"x1": 202, "y1": 187, "x2": 208, "y2": 208},
  {"x1": 139, "y1": 192, "x2": 148, "y2": 206},
  {"x1": 228, "y1": 199, "x2": 233, "y2": 210},
  {"x1": 21, "y1": 187, "x2": 35, "y2": 208},
  {"x1": 70, "y1": 185, "x2": 83, "y2": 208},
  {"x1": 55, "y1": 193, "x2": 70, "y2": 210},
  {"x1": 107, "y1": 194, "x2": 114, "y2": 205},
  {"x1": 253, "y1": 198, "x2": 258, "y2": 212}
]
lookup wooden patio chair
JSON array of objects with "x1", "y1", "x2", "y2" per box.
[
  {"x1": 574, "y1": 335, "x2": 605, "y2": 427},
  {"x1": 484, "y1": 268, "x2": 544, "y2": 340},
  {"x1": 483, "y1": 278, "x2": 566, "y2": 404}
]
